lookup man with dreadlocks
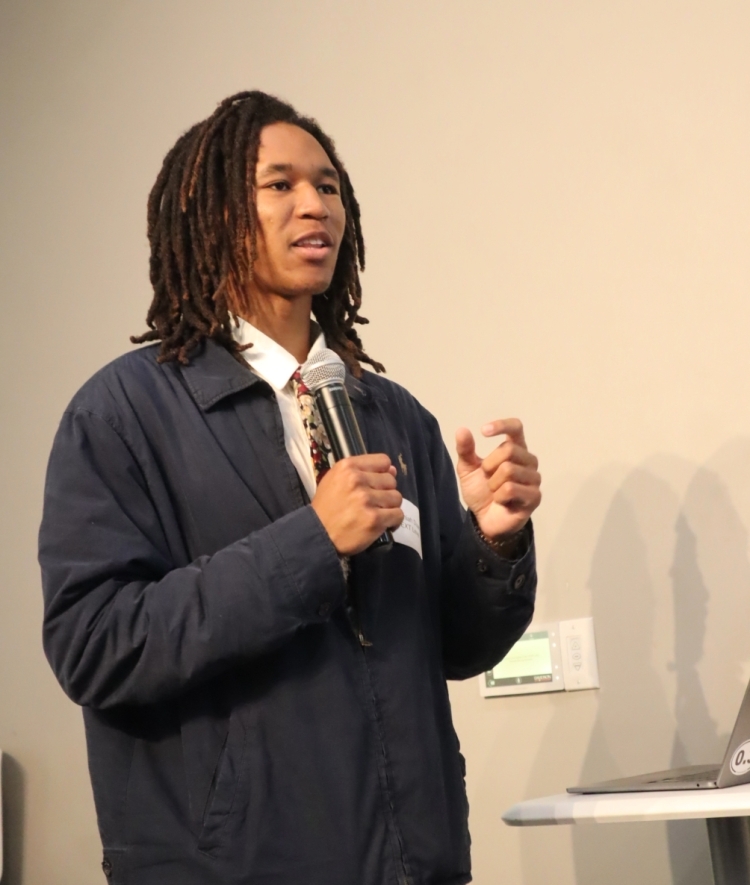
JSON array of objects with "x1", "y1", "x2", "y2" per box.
[{"x1": 40, "y1": 91, "x2": 540, "y2": 885}]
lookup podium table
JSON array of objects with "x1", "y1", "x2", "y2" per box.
[{"x1": 503, "y1": 784, "x2": 750, "y2": 885}]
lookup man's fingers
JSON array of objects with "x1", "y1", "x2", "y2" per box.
[
  {"x1": 365, "y1": 470, "x2": 399, "y2": 490},
  {"x1": 366, "y1": 488, "x2": 403, "y2": 509},
  {"x1": 455, "y1": 427, "x2": 482, "y2": 471},
  {"x1": 326, "y1": 462, "x2": 398, "y2": 491},
  {"x1": 481, "y1": 442, "x2": 538, "y2": 474},
  {"x1": 341, "y1": 453, "x2": 394, "y2": 473},
  {"x1": 486, "y1": 463, "x2": 542, "y2": 494},
  {"x1": 480, "y1": 418, "x2": 527, "y2": 449},
  {"x1": 455, "y1": 427, "x2": 476, "y2": 458},
  {"x1": 491, "y1": 481, "x2": 542, "y2": 512},
  {"x1": 382, "y1": 507, "x2": 405, "y2": 530}
]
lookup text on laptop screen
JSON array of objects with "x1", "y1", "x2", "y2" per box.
[{"x1": 486, "y1": 631, "x2": 554, "y2": 687}]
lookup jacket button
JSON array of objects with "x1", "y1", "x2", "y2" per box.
[
  {"x1": 514, "y1": 574, "x2": 526, "y2": 590},
  {"x1": 476, "y1": 559, "x2": 489, "y2": 574},
  {"x1": 102, "y1": 857, "x2": 113, "y2": 878},
  {"x1": 317, "y1": 602, "x2": 331, "y2": 617}
]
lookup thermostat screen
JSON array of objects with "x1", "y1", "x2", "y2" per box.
[{"x1": 485, "y1": 631, "x2": 554, "y2": 687}]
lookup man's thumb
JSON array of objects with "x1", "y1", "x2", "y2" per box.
[{"x1": 455, "y1": 427, "x2": 481, "y2": 472}]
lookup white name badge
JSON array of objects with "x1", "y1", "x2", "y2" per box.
[{"x1": 392, "y1": 498, "x2": 422, "y2": 558}]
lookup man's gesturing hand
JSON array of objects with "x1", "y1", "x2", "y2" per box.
[
  {"x1": 455, "y1": 418, "x2": 541, "y2": 541},
  {"x1": 311, "y1": 454, "x2": 404, "y2": 556}
]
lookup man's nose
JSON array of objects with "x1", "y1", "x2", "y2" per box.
[{"x1": 297, "y1": 183, "x2": 329, "y2": 218}]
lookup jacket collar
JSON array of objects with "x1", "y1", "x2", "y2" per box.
[{"x1": 180, "y1": 340, "x2": 384, "y2": 411}]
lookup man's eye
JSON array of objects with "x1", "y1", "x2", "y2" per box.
[
  {"x1": 269, "y1": 181, "x2": 290, "y2": 191},
  {"x1": 318, "y1": 184, "x2": 339, "y2": 195}
]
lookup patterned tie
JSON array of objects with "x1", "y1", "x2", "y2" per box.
[{"x1": 291, "y1": 369, "x2": 333, "y2": 483}]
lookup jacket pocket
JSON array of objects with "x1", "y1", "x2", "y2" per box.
[{"x1": 197, "y1": 713, "x2": 248, "y2": 855}]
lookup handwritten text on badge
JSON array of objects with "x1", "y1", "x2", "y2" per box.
[{"x1": 392, "y1": 498, "x2": 422, "y2": 558}]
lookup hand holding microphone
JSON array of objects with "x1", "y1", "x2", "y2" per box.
[
  {"x1": 312, "y1": 454, "x2": 402, "y2": 556},
  {"x1": 304, "y1": 350, "x2": 401, "y2": 556}
]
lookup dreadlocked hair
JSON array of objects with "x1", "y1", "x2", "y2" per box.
[{"x1": 131, "y1": 90, "x2": 384, "y2": 377}]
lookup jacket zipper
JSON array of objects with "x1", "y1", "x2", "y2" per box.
[
  {"x1": 347, "y1": 563, "x2": 412, "y2": 883},
  {"x1": 345, "y1": 592, "x2": 372, "y2": 647},
  {"x1": 344, "y1": 558, "x2": 372, "y2": 647},
  {"x1": 359, "y1": 638, "x2": 412, "y2": 884}
]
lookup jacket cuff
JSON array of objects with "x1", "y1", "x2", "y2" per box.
[
  {"x1": 264, "y1": 505, "x2": 348, "y2": 622},
  {"x1": 464, "y1": 517, "x2": 536, "y2": 601}
]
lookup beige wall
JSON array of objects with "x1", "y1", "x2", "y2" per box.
[{"x1": 2, "y1": 1, "x2": 749, "y2": 882}]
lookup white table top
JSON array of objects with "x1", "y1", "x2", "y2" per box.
[{"x1": 503, "y1": 783, "x2": 750, "y2": 827}]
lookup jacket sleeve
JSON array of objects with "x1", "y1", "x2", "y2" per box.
[
  {"x1": 39, "y1": 407, "x2": 347, "y2": 710},
  {"x1": 422, "y1": 409, "x2": 536, "y2": 680}
]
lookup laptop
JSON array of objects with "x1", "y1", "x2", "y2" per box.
[{"x1": 568, "y1": 679, "x2": 750, "y2": 794}]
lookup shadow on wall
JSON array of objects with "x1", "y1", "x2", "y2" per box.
[
  {"x1": 572, "y1": 467, "x2": 683, "y2": 883},
  {"x1": 518, "y1": 445, "x2": 750, "y2": 885},
  {"x1": 2, "y1": 752, "x2": 25, "y2": 885},
  {"x1": 664, "y1": 507, "x2": 716, "y2": 885},
  {"x1": 667, "y1": 457, "x2": 750, "y2": 885}
]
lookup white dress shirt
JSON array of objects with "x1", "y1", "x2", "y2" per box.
[{"x1": 232, "y1": 317, "x2": 327, "y2": 501}]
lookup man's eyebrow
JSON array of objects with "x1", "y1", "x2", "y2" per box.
[
  {"x1": 257, "y1": 163, "x2": 293, "y2": 178},
  {"x1": 256, "y1": 163, "x2": 340, "y2": 181}
]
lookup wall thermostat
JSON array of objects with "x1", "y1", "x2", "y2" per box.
[{"x1": 479, "y1": 617, "x2": 599, "y2": 698}]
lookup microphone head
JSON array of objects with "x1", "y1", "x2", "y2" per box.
[{"x1": 300, "y1": 348, "x2": 346, "y2": 392}]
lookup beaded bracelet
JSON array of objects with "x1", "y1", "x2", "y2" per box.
[{"x1": 470, "y1": 512, "x2": 525, "y2": 557}]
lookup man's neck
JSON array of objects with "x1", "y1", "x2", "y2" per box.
[{"x1": 237, "y1": 293, "x2": 314, "y2": 364}]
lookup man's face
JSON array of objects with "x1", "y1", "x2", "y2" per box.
[{"x1": 247, "y1": 122, "x2": 346, "y2": 303}]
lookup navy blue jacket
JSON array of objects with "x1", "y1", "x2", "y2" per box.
[{"x1": 39, "y1": 341, "x2": 536, "y2": 885}]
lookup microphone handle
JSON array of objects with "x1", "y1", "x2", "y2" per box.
[{"x1": 315, "y1": 384, "x2": 393, "y2": 553}]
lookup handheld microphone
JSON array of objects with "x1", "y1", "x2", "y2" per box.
[{"x1": 301, "y1": 349, "x2": 393, "y2": 553}]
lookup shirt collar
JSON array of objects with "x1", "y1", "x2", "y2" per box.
[
  {"x1": 232, "y1": 317, "x2": 327, "y2": 390},
  {"x1": 177, "y1": 332, "x2": 383, "y2": 413}
]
